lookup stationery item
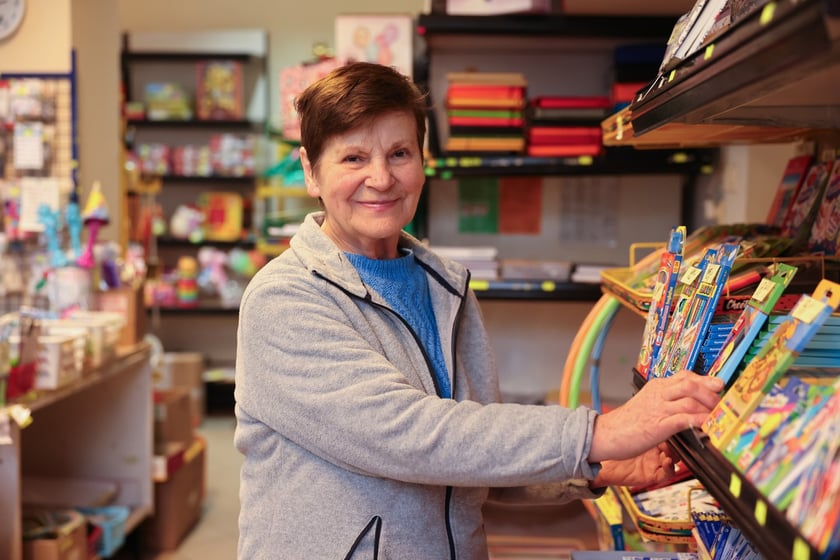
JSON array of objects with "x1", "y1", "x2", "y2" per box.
[
  {"x1": 702, "y1": 279, "x2": 840, "y2": 450},
  {"x1": 705, "y1": 262, "x2": 798, "y2": 385},
  {"x1": 649, "y1": 247, "x2": 717, "y2": 378},
  {"x1": 636, "y1": 226, "x2": 685, "y2": 379},
  {"x1": 664, "y1": 242, "x2": 739, "y2": 376}
]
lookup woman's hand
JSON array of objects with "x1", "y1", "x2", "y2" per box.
[
  {"x1": 590, "y1": 443, "x2": 679, "y2": 489},
  {"x1": 588, "y1": 370, "x2": 724, "y2": 462}
]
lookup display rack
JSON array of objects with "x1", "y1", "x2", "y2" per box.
[
  {"x1": 598, "y1": 2, "x2": 840, "y2": 557},
  {"x1": 612, "y1": 0, "x2": 840, "y2": 147},
  {"x1": 631, "y1": 371, "x2": 836, "y2": 560},
  {"x1": 0, "y1": 344, "x2": 153, "y2": 560}
]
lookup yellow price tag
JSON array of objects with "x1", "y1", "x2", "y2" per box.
[
  {"x1": 669, "y1": 69, "x2": 676, "y2": 82},
  {"x1": 752, "y1": 278, "x2": 776, "y2": 303},
  {"x1": 540, "y1": 281, "x2": 556, "y2": 292},
  {"x1": 704, "y1": 44, "x2": 715, "y2": 60},
  {"x1": 792, "y1": 537, "x2": 810, "y2": 560},
  {"x1": 754, "y1": 500, "x2": 767, "y2": 526},
  {"x1": 616, "y1": 115, "x2": 624, "y2": 141},
  {"x1": 470, "y1": 280, "x2": 490, "y2": 291},
  {"x1": 578, "y1": 155, "x2": 593, "y2": 166},
  {"x1": 761, "y1": 2, "x2": 777, "y2": 25},
  {"x1": 729, "y1": 472, "x2": 742, "y2": 497},
  {"x1": 792, "y1": 295, "x2": 825, "y2": 323}
]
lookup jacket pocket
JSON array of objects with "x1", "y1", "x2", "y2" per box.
[{"x1": 343, "y1": 515, "x2": 382, "y2": 560}]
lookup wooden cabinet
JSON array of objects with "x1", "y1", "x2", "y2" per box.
[{"x1": 0, "y1": 344, "x2": 153, "y2": 560}]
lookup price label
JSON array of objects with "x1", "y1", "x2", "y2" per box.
[
  {"x1": 792, "y1": 295, "x2": 825, "y2": 324},
  {"x1": 729, "y1": 472, "x2": 742, "y2": 497},
  {"x1": 540, "y1": 281, "x2": 556, "y2": 292},
  {"x1": 704, "y1": 44, "x2": 715, "y2": 60},
  {"x1": 752, "y1": 278, "x2": 776, "y2": 303},
  {"x1": 754, "y1": 500, "x2": 767, "y2": 526},
  {"x1": 761, "y1": 2, "x2": 777, "y2": 25},
  {"x1": 793, "y1": 537, "x2": 810, "y2": 560},
  {"x1": 681, "y1": 266, "x2": 702, "y2": 285}
]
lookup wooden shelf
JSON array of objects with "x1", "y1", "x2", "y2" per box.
[
  {"x1": 1, "y1": 344, "x2": 153, "y2": 560},
  {"x1": 425, "y1": 147, "x2": 716, "y2": 178},
  {"x1": 612, "y1": 0, "x2": 840, "y2": 147},
  {"x1": 417, "y1": 13, "x2": 678, "y2": 39}
]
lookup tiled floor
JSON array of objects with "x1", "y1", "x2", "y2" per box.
[{"x1": 130, "y1": 413, "x2": 600, "y2": 559}]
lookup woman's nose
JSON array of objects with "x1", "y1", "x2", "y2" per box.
[{"x1": 366, "y1": 158, "x2": 393, "y2": 189}]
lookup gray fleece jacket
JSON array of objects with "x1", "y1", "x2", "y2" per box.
[{"x1": 234, "y1": 212, "x2": 602, "y2": 559}]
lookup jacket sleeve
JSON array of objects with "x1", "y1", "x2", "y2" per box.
[{"x1": 235, "y1": 269, "x2": 602, "y2": 488}]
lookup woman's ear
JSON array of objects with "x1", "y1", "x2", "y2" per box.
[{"x1": 300, "y1": 147, "x2": 320, "y2": 199}]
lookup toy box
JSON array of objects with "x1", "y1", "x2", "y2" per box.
[
  {"x1": 22, "y1": 508, "x2": 88, "y2": 560},
  {"x1": 145, "y1": 437, "x2": 206, "y2": 551}
]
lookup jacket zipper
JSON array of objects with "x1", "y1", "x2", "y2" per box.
[{"x1": 315, "y1": 270, "x2": 468, "y2": 560}]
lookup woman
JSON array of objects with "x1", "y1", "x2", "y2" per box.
[{"x1": 234, "y1": 62, "x2": 723, "y2": 559}]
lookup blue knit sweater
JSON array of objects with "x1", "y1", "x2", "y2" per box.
[{"x1": 345, "y1": 250, "x2": 451, "y2": 398}]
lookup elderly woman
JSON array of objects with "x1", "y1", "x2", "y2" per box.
[{"x1": 234, "y1": 61, "x2": 723, "y2": 559}]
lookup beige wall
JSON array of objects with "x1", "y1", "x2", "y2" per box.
[
  {"x1": 0, "y1": 0, "x2": 72, "y2": 73},
  {"x1": 118, "y1": 0, "x2": 426, "y2": 127}
]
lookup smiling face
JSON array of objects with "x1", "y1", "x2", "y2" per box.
[{"x1": 300, "y1": 110, "x2": 425, "y2": 260}]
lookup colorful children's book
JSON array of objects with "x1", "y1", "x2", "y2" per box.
[
  {"x1": 702, "y1": 279, "x2": 840, "y2": 450},
  {"x1": 664, "y1": 242, "x2": 739, "y2": 376},
  {"x1": 721, "y1": 375, "x2": 810, "y2": 469},
  {"x1": 636, "y1": 226, "x2": 686, "y2": 380},
  {"x1": 649, "y1": 248, "x2": 717, "y2": 378},
  {"x1": 195, "y1": 60, "x2": 244, "y2": 121},
  {"x1": 765, "y1": 154, "x2": 814, "y2": 227},
  {"x1": 781, "y1": 160, "x2": 836, "y2": 244},
  {"x1": 705, "y1": 262, "x2": 798, "y2": 386},
  {"x1": 807, "y1": 156, "x2": 840, "y2": 254}
]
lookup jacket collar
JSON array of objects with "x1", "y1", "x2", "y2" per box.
[{"x1": 290, "y1": 212, "x2": 469, "y2": 298}]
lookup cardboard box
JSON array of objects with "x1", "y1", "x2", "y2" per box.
[
  {"x1": 144, "y1": 437, "x2": 206, "y2": 551},
  {"x1": 95, "y1": 286, "x2": 147, "y2": 347},
  {"x1": 22, "y1": 508, "x2": 88, "y2": 560},
  {"x1": 155, "y1": 352, "x2": 206, "y2": 428},
  {"x1": 154, "y1": 388, "x2": 194, "y2": 447}
]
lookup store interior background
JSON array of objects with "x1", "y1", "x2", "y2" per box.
[
  {"x1": 1, "y1": 0, "x2": 813, "y2": 557},
  {"x1": 1, "y1": 0, "x2": 802, "y2": 406}
]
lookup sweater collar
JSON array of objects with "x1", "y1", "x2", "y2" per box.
[{"x1": 290, "y1": 212, "x2": 469, "y2": 297}]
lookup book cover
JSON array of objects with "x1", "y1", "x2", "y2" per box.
[
  {"x1": 722, "y1": 375, "x2": 809, "y2": 469},
  {"x1": 807, "y1": 156, "x2": 840, "y2": 254},
  {"x1": 702, "y1": 279, "x2": 840, "y2": 450},
  {"x1": 765, "y1": 154, "x2": 814, "y2": 227},
  {"x1": 636, "y1": 226, "x2": 685, "y2": 380},
  {"x1": 781, "y1": 160, "x2": 835, "y2": 239},
  {"x1": 445, "y1": 71, "x2": 527, "y2": 86},
  {"x1": 529, "y1": 96, "x2": 611, "y2": 110},
  {"x1": 705, "y1": 262, "x2": 798, "y2": 385},
  {"x1": 195, "y1": 60, "x2": 244, "y2": 121},
  {"x1": 525, "y1": 144, "x2": 602, "y2": 157}
]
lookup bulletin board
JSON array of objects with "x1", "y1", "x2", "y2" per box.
[{"x1": 0, "y1": 62, "x2": 77, "y2": 240}]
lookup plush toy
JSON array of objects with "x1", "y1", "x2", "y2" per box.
[{"x1": 169, "y1": 205, "x2": 205, "y2": 243}]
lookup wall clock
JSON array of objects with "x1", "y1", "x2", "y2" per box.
[{"x1": 0, "y1": 0, "x2": 26, "y2": 42}]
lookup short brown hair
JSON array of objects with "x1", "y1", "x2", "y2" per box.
[{"x1": 295, "y1": 62, "x2": 427, "y2": 167}]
